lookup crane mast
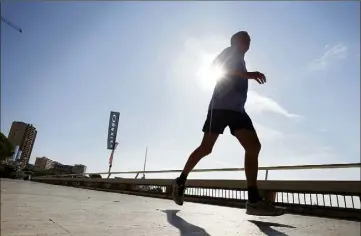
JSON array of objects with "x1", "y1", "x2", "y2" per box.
[{"x1": 1, "y1": 16, "x2": 22, "y2": 33}]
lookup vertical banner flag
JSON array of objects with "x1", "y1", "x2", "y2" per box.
[
  {"x1": 109, "y1": 142, "x2": 119, "y2": 166},
  {"x1": 107, "y1": 111, "x2": 120, "y2": 150}
]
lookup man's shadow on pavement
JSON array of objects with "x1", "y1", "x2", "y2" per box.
[
  {"x1": 161, "y1": 210, "x2": 210, "y2": 236},
  {"x1": 248, "y1": 220, "x2": 296, "y2": 236}
]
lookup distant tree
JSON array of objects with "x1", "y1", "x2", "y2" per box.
[
  {"x1": 0, "y1": 164, "x2": 16, "y2": 178},
  {"x1": 0, "y1": 132, "x2": 14, "y2": 161},
  {"x1": 89, "y1": 174, "x2": 102, "y2": 179}
]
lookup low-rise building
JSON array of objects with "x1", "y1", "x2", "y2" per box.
[
  {"x1": 33, "y1": 157, "x2": 87, "y2": 175},
  {"x1": 34, "y1": 157, "x2": 54, "y2": 171},
  {"x1": 52, "y1": 162, "x2": 73, "y2": 174},
  {"x1": 72, "y1": 164, "x2": 87, "y2": 174}
]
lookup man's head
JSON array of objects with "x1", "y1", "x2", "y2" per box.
[{"x1": 230, "y1": 31, "x2": 251, "y2": 53}]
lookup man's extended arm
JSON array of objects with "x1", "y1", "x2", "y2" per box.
[{"x1": 225, "y1": 70, "x2": 266, "y2": 84}]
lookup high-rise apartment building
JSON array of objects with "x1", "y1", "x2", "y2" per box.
[{"x1": 7, "y1": 121, "x2": 37, "y2": 169}]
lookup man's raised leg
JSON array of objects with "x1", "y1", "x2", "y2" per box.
[{"x1": 172, "y1": 133, "x2": 218, "y2": 205}]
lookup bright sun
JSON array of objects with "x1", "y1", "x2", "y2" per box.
[{"x1": 197, "y1": 53, "x2": 224, "y2": 91}]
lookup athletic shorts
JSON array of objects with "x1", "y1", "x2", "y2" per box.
[{"x1": 202, "y1": 109, "x2": 255, "y2": 135}]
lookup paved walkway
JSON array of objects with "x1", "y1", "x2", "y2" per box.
[{"x1": 1, "y1": 179, "x2": 360, "y2": 236}]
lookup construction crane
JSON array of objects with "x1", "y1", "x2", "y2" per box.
[{"x1": 1, "y1": 16, "x2": 23, "y2": 33}]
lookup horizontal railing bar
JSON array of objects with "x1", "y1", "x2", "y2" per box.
[
  {"x1": 82, "y1": 162, "x2": 361, "y2": 176},
  {"x1": 31, "y1": 177, "x2": 361, "y2": 195}
]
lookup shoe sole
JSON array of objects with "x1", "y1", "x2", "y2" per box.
[{"x1": 246, "y1": 210, "x2": 285, "y2": 216}]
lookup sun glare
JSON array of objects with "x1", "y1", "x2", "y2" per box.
[{"x1": 197, "y1": 54, "x2": 224, "y2": 91}]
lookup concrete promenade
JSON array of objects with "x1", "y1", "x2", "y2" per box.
[{"x1": 1, "y1": 179, "x2": 360, "y2": 236}]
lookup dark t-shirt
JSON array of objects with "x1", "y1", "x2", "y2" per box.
[{"x1": 208, "y1": 46, "x2": 248, "y2": 112}]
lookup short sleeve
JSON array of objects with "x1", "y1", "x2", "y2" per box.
[
  {"x1": 212, "y1": 47, "x2": 232, "y2": 67},
  {"x1": 213, "y1": 47, "x2": 246, "y2": 73}
]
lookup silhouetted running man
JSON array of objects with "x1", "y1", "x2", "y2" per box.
[{"x1": 172, "y1": 31, "x2": 284, "y2": 216}]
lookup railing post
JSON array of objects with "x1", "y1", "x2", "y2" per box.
[
  {"x1": 165, "y1": 185, "x2": 173, "y2": 197},
  {"x1": 265, "y1": 169, "x2": 269, "y2": 180},
  {"x1": 259, "y1": 189, "x2": 276, "y2": 203}
]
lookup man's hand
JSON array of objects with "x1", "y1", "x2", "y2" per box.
[{"x1": 247, "y1": 71, "x2": 266, "y2": 84}]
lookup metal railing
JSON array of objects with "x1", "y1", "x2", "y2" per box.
[
  {"x1": 32, "y1": 162, "x2": 361, "y2": 221},
  {"x1": 44, "y1": 162, "x2": 361, "y2": 180},
  {"x1": 109, "y1": 162, "x2": 361, "y2": 180}
]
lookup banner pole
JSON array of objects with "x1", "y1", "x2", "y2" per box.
[
  {"x1": 107, "y1": 164, "x2": 112, "y2": 179},
  {"x1": 142, "y1": 146, "x2": 148, "y2": 179},
  {"x1": 107, "y1": 142, "x2": 118, "y2": 179}
]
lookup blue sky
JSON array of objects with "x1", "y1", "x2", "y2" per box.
[{"x1": 1, "y1": 2, "x2": 360, "y2": 180}]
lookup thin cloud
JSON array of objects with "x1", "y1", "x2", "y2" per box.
[
  {"x1": 246, "y1": 91, "x2": 301, "y2": 119},
  {"x1": 309, "y1": 43, "x2": 348, "y2": 71}
]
